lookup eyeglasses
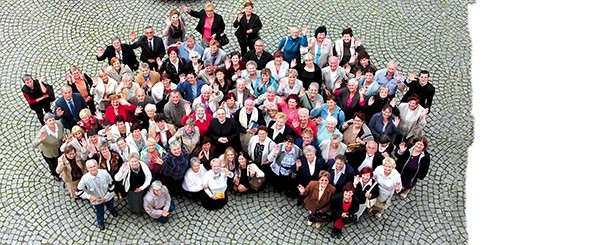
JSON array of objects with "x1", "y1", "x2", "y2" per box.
[{"x1": 191, "y1": 56, "x2": 199, "y2": 59}]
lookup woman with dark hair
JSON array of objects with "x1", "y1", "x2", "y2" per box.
[
  {"x1": 223, "y1": 92, "x2": 240, "y2": 118},
  {"x1": 224, "y1": 51, "x2": 246, "y2": 79},
  {"x1": 162, "y1": 9, "x2": 186, "y2": 46},
  {"x1": 126, "y1": 123, "x2": 147, "y2": 154},
  {"x1": 352, "y1": 166, "x2": 379, "y2": 220},
  {"x1": 56, "y1": 145, "x2": 86, "y2": 198},
  {"x1": 213, "y1": 67, "x2": 233, "y2": 97},
  {"x1": 233, "y1": 151, "x2": 264, "y2": 193},
  {"x1": 368, "y1": 104, "x2": 402, "y2": 143},
  {"x1": 21, "y1": 74, "x2": 55, "y2": 125},
  {"x1": 301, "y1": 26, "x2": 333, "y2": 68},
  {"x1": 193, "y1": 137, "x2": 217, "y2": 172},
  {"x1": 351, "y1": 52, "x2": 376, "y2": 77},
  {"x1": 330, "y1": 182, "x2": 359, "y2": 238},
  {"x1": 248, "y1": 126, "x2": 277, "y2": 175},
  {"x1": 265, "y1": 50, "x2": 289, "y2": 82},
  {"x1": 252, "y1": 69, "x2": 278, "y2": 97},
  {"x1": 364, "y1": 86, "x2": 394, "y2": 120},
  {"x1": 277, "y1": 26, "x2": 308, "y2": 64},
  {"x1": 233, "y1": 1, "x2": 262, "y2": 56},
  {"x1": 341, "y1": 112, "x2": 374, "y2": 149},
  {"x1": 277, "y1": 94, "x2": 300, "y2": 125},
  {"x1": 182, "y1": 2, "x2": 226, "y2": 47},
  {"x1": 396, "y1": 95, "x2": 429, "y2": 142},
  {"x1": 157, "y1": 47, "x2": 189, "y2": 84},
  {"x1": 333, "y1": 28, "x2": 367, "y2": 67},
  {"x1": 395, "y1": 137, "x2": 431, "y2": 199}
]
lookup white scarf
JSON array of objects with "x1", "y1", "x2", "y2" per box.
[{"x1": 239, "y1": 107, "x2": 259, "y2": 128}]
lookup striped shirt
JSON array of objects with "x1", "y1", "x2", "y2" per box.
[{"x1": 76, "y1": 169, "x2": 115, "y2": 205}]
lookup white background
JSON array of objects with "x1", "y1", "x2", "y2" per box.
[{"x1": 468, "y1": 0, "x2": 600, "y2": 244}]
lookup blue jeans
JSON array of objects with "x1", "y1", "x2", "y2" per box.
[
  {"x1": 94, "y1": 199, "x2": 117, "y2": 226},
  {"x1": 157, "y1": 201, "x2": 176, "y2": 223}
]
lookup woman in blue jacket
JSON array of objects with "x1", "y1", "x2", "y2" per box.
[{"x1": 277, "y1": 26, "x2": 308, "y2": 64}]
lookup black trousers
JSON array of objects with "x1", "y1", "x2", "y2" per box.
[
  {"x1": 31, "y1": 104, "x2": 52, "y2": 126},
  {"x1": 42, "y1": 154, "x2": 60, "y2": 179}
]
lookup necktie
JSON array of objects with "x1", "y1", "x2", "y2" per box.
[
  {"x1": 67, "y1": 100, "x2": 76, "y2": 117},
  {"x1": 149, "y1": 40, "x2": 153, "y2": 51}
]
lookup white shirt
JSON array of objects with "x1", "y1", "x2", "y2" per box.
[
  {"x1": 358, "y1": 154, "x2": 374, "y2": 171},
  {"x1": 308, "y1": 158, "x2": 316, "y2": 176}
]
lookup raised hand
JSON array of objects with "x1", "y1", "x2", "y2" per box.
[
  {"x1": 368, "y1": 96, "x2": 375, "y2": 106},
  {"x1": 421, "y1": 108, "x2": 430, "y2": 116},
  {"x1": 393, "y1": 116, "x2": 400, "y2": 127},
  {"x1": 56, "y1": 107, "x2": 64, "y2": 117},
  {"x1": 96, "y1": 48, "x2": 104, "y2": 57},
  {"x1": 39, "y1": 131, "x2": 47, "y2": 142},
  {"x1": 290, "y1": 59, "x2": 297, "y2": 68},
  {"x1": 399, "y1": 142, "x2": 407, "y2": 153},
  {"x1": 65, "y1": 74, "x2": 73, "y2": 84},
  {"x1": 301, "y1": 24, "x2": 308, "y2": 36},
  {"x1": 354, "y1": 37, "x2": 362, "y2": 47},
  {"x1": 181, "y1": 5, "x2": 191, "y2": 13},
  {"x1": 129, "y1": 31, "x2": 136, "y2": 42}
]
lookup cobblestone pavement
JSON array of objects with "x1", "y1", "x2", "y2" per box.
[{"x1": 0, "y1": 0, "x2": 473, "y2": 243}]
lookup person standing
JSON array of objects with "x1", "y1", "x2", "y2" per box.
[
  {"x1": 114, "y1": 153, "x2": 153, "y2": 214},
  {"x1": 21, "y1": 74, "x2": 55, "y2": 125},
  {"x1": 76, "y1": 159, "x2": 119, "y2": 230},
  {"x1": 233, "y1": 1, "x2": 262, "y2": 56},
  {"x1": 33, "y1": 113, "x2": 65, "y2": 181},
  {"x1": 130, "y1": 26, "x2": 166, "y2": 71}
]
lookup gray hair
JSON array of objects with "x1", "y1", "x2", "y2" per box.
[
  {"x1": 347, "y1": 78, "x2": 358, "y2": 86},
  {"x1": 189, "y1": 50, "x2": 200, "y2": 60},
  {"x1": 21, "y1": 74, "x2": 33, "y2": 82},
  {"x1": 43, "y1": 112, "x2": 54, "y2": 122},
  {"x1": 97, "y1": 70, "x2": 107, "y2": 76},
  {"x1": 246, "y1": 60, "x2": 257, "y2": 68},
  {"x1": 169, "y1": 141, "x2": 181, "y2": 150},
  {"x1": 194, "y1": 103, "x2": 206, "y2": 111},
  {"x1": 151, "y1": 180, "x2": 163, "y2": 190},
  {"x1": 236, "y1": 78, "x2": 246, "y2": 85},
  {"x1": 185, "y1": 118, "x2": 195, "y2": 126},
  {"x1": 129, "y1": 152, "x2": 140, "y2": 160},
  {"x1": 308, "y1": 82, "x2": 320, "y2": 90},
  {"x1": 110, "y1": 36, "x2": 121, "y2": 43},
  {"x1": 144, "y1": 103, "x2": 156, "y2": 112},
  {"x1": 325, "y1": 116, "x2": 338, "y2": 125},
  {"x1": 330, "y1": 134, "x2": 341, "y2": 141},
  {"x1": 140, "y1": 63, "x2": 149, "y2": 69},
  {"x1": 201, "y1": 84, "x2": 211, "y2": 93},
  {"x1": 85, "y1": 159, "x2": 98, "y2": 169},
  {"x1": 185, "y1": 34, "x2": 195, "y2": 41},
  {"x1": 304, "y1": 145, "x2": 316, "y2": 154},
  {"x1": 298, "y1": 108, "x2": 309, "y2": 116},
  {"x1": 190, "y1": 157, "x2": 201, "y2": 166},
  {"x1": 121, "y1": 73, "x2": 132, "y2": 81}
]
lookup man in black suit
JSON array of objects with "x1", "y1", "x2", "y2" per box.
[
  {"x1": 54, "y1": 86, "x2": 88, "y2": 131},
  {"x1": 130, "y1": 26, "x2": 166, "y2": 71},
  {"x1": 96, "y1": 37, "x2": 139, "y2": 71},
  {"x1": 345, "y1": 141, "x2": 384, "y2": 172},
  {"x1": 242, "y1": 39, "x2": 272, "y2": 70}
]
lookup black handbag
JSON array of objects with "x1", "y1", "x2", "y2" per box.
[
  {"x1": 309, "y1": 211, "x2": 331, "y2": 223},
  {"x1": 218, "y1": 34, "x2": 230, "y2": 46}
]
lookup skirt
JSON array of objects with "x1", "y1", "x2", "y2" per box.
[{"x1": 127, "y1": 190, "x2": 145, "y2": 213}]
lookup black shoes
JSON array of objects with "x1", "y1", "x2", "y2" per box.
[{"x1": 98, "y1": 224, "x2": 105, "y2": 230}]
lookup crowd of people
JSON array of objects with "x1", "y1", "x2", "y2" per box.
[{"x1": 23, "y1": 1, "x2": 436, "y2": 237}]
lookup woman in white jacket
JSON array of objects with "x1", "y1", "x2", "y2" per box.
[
  {"x1": 114, "y1": 153, "x2": 152, "y2": 214},
  {"x1": 90, "y1": 70, "x2": 118, "y2": 112},
  {"x1": 247, "y1": 126, "x2": 277, "y2": 177},
  {"x1": 201, "y1": 158, "x2": 234, "y2": 210}
]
